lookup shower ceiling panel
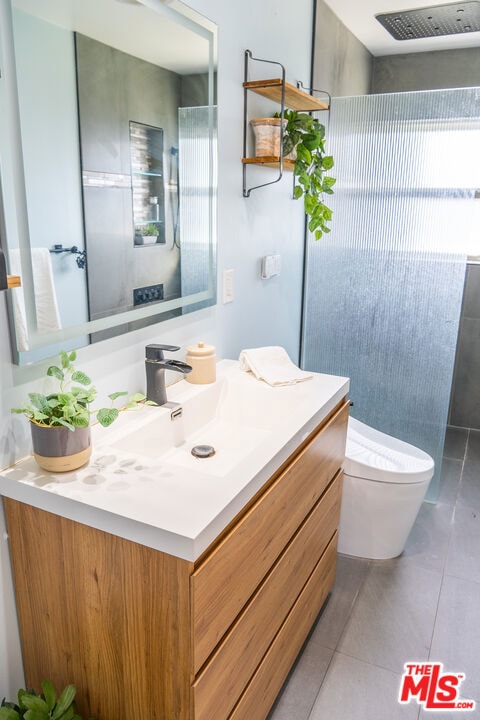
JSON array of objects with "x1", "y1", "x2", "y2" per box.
[{"x1": 376, "y1": 1, "x2": 480, "y2": 40}]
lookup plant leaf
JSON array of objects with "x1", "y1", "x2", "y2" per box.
[
  {"x1": 0, "y1": 709, "x2": 19, "y2": 720},
  {"x1": 24, "y1": 710, "x2": 49, "y2": 720},
  {"x1": 108, "y1": 391, "x2": 128, "y2": 402},
  {"x1": 293, "y1": 185, "x2": 303, "y2": 200},
  {"x1": 57, "y1": 705, "x2": 75, "y2": 720},
  {"x1": 31, "y1": 411, "x2": 50, "y2": 423},
  {"x1": 96, "y1": 407, "x2": 119, "y2": 427},
  {"x1": 60, "y1": 350, "x2": 72, "y2": 368},
  {"x1": 56, "y1": 418, "x2": 76, "y2": 431},
  {"x1": 71, "y1": 413, "x2": 90, "y2": 428},
  {"x1": 51, "y1": 686, "x2": 76, "y2": 720},
  {"x1": 296, "y1": 144, "x2": 311, "y2": 164},
  {"x1": 28, "y1": 393, "x2": 50, "y2": 414},
  {"x1": 41, "y1": 681, "x2": 56, "y2": 712},
  {"x1": 47, "y1": 366, "x2": 64, "y2": 382},
  {"x1": 19, "y1": 695, "x2": 48, "y2": 713},
  {"x1": 322, "y1": 155, "x2": 334, "y2": 170},
  {"x1": 71, "y1": 371, "x2": 91, "y2": 386}
]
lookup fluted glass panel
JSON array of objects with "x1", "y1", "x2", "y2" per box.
[
  {"x1": 302, "y1": 88, "x2": 480, "y2": 501},
  {"x1": 178, "y1": 105, "x2": 217, "y2": 310}
]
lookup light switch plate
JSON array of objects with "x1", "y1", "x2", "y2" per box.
[{"x1": 223, "y1": 269, "x2": 234, "y2": 303}]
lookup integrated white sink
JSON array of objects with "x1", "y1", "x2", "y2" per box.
[
  {"x1": 103, "y1": 362, "x2": 317, "y2": 476},
  {"x1": 0, "y1": 359, "x2": 349, "y2": 560}
]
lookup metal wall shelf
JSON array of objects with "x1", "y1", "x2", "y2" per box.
[{"x1": 242, "y1": 50, "x2": 330, "y2": 197}]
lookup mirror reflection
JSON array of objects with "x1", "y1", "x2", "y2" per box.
[{"x1": 2, "y1": 0, "x2": 217, "y2": 363}]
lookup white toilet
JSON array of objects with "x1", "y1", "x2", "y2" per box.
[{"x1": 338, "y1": 417, "x2": 435, "y2": 560}]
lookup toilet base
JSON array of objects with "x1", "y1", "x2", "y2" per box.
[{"x1": 338, "y1": 472, "x2": 430, "y2": 560}]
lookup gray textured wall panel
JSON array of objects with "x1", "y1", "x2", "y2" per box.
[
  {"x1": 372, "y1": 47, "x2": 480, "y2": 93},
  {"x1": 313, "y1": 0, "x2": 372, "y2": 97}
]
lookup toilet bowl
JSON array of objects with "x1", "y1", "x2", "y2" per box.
[{"x1": 338, "y1": 417, "x2": 434, "y2": 560}]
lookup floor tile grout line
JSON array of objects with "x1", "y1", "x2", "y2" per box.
[
  {"x1": 427, "y1": 436, "x2": 468, "y2": 664},
  {"x1": 330, "y1": 557, "x2": 373, "y2": 654},
  {"x1": 305, "y1": 559, "x2": 374, "y2": 719},
  {"x1": 305, "y1": 649, "x2": 337, "y2": 720},
  {"x1": 453, "y1": 427, "x2": 470, "y2": 507}
]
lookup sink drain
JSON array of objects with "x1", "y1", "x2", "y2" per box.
[{"x1": 191, "y1": 444, "x2": 216, "y2": 459}]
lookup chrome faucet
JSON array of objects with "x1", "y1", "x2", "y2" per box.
[{"x1": 145, "y1": 344, "x2": 192, "y2": 405}]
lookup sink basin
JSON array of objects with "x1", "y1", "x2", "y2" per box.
[
  {"x1": 104, "y1": 376, "x2": 225, "y2": 459},
  {"x1": 100, "y1": 361, "x2": 318, "y2": 476}
]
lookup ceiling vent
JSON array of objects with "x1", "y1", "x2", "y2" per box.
[{"x1": 375, "y1": 1, "x2": 480, "y2": 40}]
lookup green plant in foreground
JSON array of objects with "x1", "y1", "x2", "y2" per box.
[
  {"x1": 0, "y1": 680, "x2": 89, "y2": 720},
  {"x1": 11, "y1": 350, "x2": 146, "y2": 431},
  {"x1": 276, "y1": 108, "x2": 336, "y2": 240}
]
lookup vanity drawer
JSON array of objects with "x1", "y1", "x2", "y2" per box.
[
  {"x1": 191, "y1": 399, "x2": 348, "y2": 672},
  {"x1": 193, "y1": 473, "x2": 342, "y2": 720},
  {"x1": 228, "y1": 533, "x2": 338, "y2": 720}
]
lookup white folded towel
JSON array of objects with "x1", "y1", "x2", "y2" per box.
[
  {"x1": 239, "y1": 346, "x2": 313, "y2": 386},
  {"x1": 9, "y1": 248, "x2": 62, "y2": 351}
]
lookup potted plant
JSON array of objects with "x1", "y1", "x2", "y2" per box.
[
  {"x1": 135, "y1": 223, "x2": 159, "y2": 245},
  {"x1": 11, "y1": 350, "x2": 145, "y2": 473},
  {"x1": 0, "y1": 679, "x2": 91, "y2": 720},
  {"x1": 276, "y1": 108, "x2": 336, "y2": 240}
]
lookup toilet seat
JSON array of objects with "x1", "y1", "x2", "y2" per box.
[{"x1": 344, "y1": 417, "x2": 434, "y2": 485}]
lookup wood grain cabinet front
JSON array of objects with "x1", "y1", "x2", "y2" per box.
[{"x1": 4, "y1": 398, "x2": 348, "y2": 720}]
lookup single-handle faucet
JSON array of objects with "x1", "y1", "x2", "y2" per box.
[{"x1": 145, "y1": 344, "x2": 192, "y2": 405}]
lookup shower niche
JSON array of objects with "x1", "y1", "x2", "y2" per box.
[{"x1": 130, "y1": 121, "x2": 166, "y2": 247}]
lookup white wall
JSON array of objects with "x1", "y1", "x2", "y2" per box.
[{"x1": 0, "y1": 0, "x2": 314, "y2": 698}]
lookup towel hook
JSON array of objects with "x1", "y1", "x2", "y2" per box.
[{"x1": 49, "y1": 244, "x2": 87, "y2": 269}]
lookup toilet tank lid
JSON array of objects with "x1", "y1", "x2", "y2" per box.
[{"x1": 343, "y1": 417, "x2": 435, "y2": 484}]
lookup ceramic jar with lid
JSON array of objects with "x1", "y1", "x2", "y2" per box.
[{"x1": 186, "y1": 342, "x2": 216, "y2": 384}]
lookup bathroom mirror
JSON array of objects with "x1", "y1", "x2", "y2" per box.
[{"x1": 0, "y1": 0, "x2": 217, "y2": 365}]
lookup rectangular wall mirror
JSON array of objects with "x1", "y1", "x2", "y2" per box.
[{"x1": 0, "y1": 0, "x2": 217, "y2": 364}]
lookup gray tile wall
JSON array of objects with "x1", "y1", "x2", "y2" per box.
[{"x1": 449, "y1": 264, "x2": 480, "y2": 429}]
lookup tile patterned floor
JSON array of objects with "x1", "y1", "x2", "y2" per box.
[{"x1": 268, "y1": 426, "x2": 480, "y2": 720}]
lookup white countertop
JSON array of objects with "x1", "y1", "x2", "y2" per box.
[{"x1": 0, "y1": 360, "x2": 349, "y2": 561}]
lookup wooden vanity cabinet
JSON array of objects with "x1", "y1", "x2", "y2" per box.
[{"x1": 4, "y1": 398, "x2": 348, "y2": 720}]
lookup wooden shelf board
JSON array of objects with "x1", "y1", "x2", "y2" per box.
[
  {"x1": 243, "y1": 79, "x2": 329, "y2": 111},
  {"x1": 7, "y1": 275, "x2": 21, "y2": 288},
  {"x1": 242, "y1": 157, "x2": 295, "y2": 171}
]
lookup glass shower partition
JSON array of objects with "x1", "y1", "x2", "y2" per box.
[
  {"x1": 301, "y1": 87, "x2": 480, "y2": 501},
  {"x1": 178, "y1": 105, "x2": 217, "y2": 310}
]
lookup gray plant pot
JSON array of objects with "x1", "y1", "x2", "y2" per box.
[{"x1": 30, "y1": 423, "x2": 91, "y2": 473}]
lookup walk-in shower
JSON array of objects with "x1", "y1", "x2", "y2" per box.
[{"x1": 301, "y1": 87, "x2": 480, "y2": 501}]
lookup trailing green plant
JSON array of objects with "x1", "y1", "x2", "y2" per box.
[
  {"x1": 11, "y1": 350, "x2": 146, "y2": 431},
  {"x1": 275, "y1": 108, "x2": 335, "y2": 240},
  {"x1": 0, "y1": 679, "x2": 90, "y2": 720}
]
